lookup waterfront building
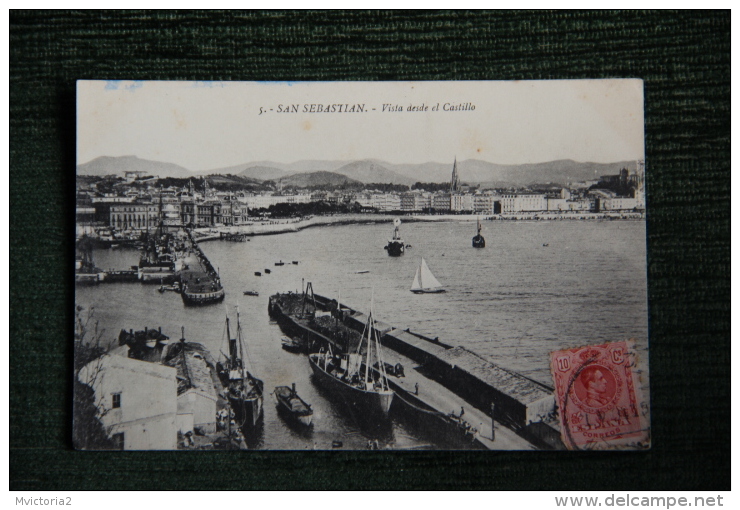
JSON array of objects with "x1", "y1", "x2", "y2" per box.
[
  {"x1": 109, "y1": 201, "x2": 159, "y2": 230},
  {"x1": 371, "y1": 193, "x2": 401, "y2": 212},
  {"x1": 353, "y1": 192, "x2": 374, "y2": 209},
  {"x1": 432, "y1": 193, "x2": 451, "y2": 211},
  {"x1": 602, "y1": 197, "x2": 641, "y2": 211},
  {"x1": 78, "y1": 355, "x2": 178, "y2": 450},
  {"x1": 451, "y1": 193, "x2": 474, "y2": 212},
  {"x1": 500, "y1": 193, "x2": 547, "y2": 213},
  {"x1": 545, "y1": 198, "x2": 592, "y2": 212},
  {"x1": 472, "y1": 192, "x2": 501, "y2": 214},
  {"x1": 244, "y1": 193, "x2": 312, "y2": 210},
  {"x1": 161, "y1": 198, "x2": 181, "y2": 226},
  {"x1": 400, "y1": 191, "x2": 431, "y2": 211}
]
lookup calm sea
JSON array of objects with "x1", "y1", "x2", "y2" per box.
[{"x1": 77, "y1": 219, "x2": 648, "y2": 450}]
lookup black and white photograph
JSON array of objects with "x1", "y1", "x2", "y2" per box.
[{"x1": 74, "y1": 79, "x2": 649, "y2": 451}]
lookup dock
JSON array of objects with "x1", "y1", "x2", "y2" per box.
[{"x1": 268, "y1": 290, "x2": 565, "y2": 450}]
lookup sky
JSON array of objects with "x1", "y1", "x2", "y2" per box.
[{"x1": 77, "y1": 80, "x2": 645, "y2": 172}]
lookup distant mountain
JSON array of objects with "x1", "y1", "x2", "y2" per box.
[
  {"x1": 280, "y1": 171, "x2": 362, "y2": 188},
  {"x1": 385, "y1": 161, "x2": 454, "y2": 183},
  {"x1": 386, "y1": 159, "x2": 640, "y2": 186},
  {"x1": 238, "y1": 166, "x2": 290, "y2": 181},
  {"x1": 467, "y1": 160, "x2": 640, "y2": 187},
  {"x1": 333, "y1": 159, "x2": 414, "y2": 185},
  {"x1": 77, "y1": 155, "x2": 195, "y2": 179},
  {"x1": 280, "y1": 160, "x2": 350, "y2": 174},
  {"x1": 78, "y1": 155, "x2": 640, "y2": 187},
  {"x1": 206, "y1": 174, "x2": 263, "y2": 186}
]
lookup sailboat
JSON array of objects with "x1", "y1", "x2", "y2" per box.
[
  {"x1": 217, "y1": 309, "x2": 264, "y2": 430},
  {"x1": 472, "y1": 217, "x2": 486, "y2": 248},
  {"x1": 308, "y1": 294, "x2": 394, "y2": 418},
  {"x1": 410, "y1": 258, "x2": 446, "y2": 294}
]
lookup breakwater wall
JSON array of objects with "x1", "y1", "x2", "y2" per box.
[
  {"x1": 193, "y1": 211, "x2": 643, "y2": 242},
  {"x1": 268, "y1": 291, "x2": 558, "y2": 435}
]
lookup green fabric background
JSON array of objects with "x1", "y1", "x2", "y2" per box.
[{"x1": 10, "y1": 10, "x2": 730, "y2": 490}]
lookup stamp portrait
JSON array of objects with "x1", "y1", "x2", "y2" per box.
[{"x1": 550, "y1": 341, "x2": 649, "y2": 450}]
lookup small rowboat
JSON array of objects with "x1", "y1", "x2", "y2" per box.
[
  {"x1": 243, "y1": 290, "x2": 259, "y2": 297},
  {"x1": 274, "y1": 384, "x2": 313, "y2": 427},
  {"x1": 254, "y1": 272, "x2": 261, "y2": 276},
  {"x1": 281, "y1": 336, "x2": 304, "y2": 353}
]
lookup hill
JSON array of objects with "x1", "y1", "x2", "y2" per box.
[
  {"x1": 238, "y1": 166, "x2": 290, "y2": 181},
  {"x1": 387, "y1": 159, "x2": 640, "y2": 186},
  {"x1": 280, "y1": 171, "x2": 362, "y2": 188},
  {"x1": 334, "y1": 160, "x2": 414, "y2": 185},
  {"x1": 77, "y1": 155, "x2": 194, "y2": 179}
]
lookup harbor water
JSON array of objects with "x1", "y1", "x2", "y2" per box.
[{"x1": 76, "y1": 219, "x2": 649, "y2": 450}]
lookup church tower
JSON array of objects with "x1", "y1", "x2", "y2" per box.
[{"x1": 450, "y1": 157, "x2": 460, "y2": 192}]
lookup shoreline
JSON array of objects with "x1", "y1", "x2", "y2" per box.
[{"x1": 191, "y1": 212, "x2": 645, "y2": 242}]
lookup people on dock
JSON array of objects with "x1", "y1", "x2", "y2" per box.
[{"x1": 415, "y1": 382, "x2": 419, "y2": 395}]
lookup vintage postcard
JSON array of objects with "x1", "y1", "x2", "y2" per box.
[{"x1": 74, "y1": 79, "x2": 649, "y2": 450}]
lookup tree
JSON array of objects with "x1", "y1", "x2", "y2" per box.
[{"x1": 73, "y1": 305, "x2": 115, "y2": 450}]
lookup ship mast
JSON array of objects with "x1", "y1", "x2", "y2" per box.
[
  {"x1": 364, "y1": 290, "x2": 376, "y2": 386},
  {"x1": 225, "y1": 316, "x2": 235, "y2": 369}
]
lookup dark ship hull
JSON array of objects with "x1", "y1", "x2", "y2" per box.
[
  {"x1": 385, "y1": 240, "x2": 405, "y2": 256},
  {"x1": 309, "y1": 354, "x2": 393, "y2": 418},
  {"x1": 227, "y1": 375, "x2": 264, "y2": 430},
  {"x1": 274, "y1": 385, "x2": 313, "y2": 427},
  {"x1": 472, "y1": 235, "x2": 486, "y2": 248},
  {"x1": 229, "y1": 394, "x2": 263, "y2": 430},
  {"x1": 181, "y1": 287, "x2": 225, "y2": 305}
]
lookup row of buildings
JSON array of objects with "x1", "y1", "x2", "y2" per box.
[{"x1": 76, "y1": 163, "x2": 646, "y2": 232}]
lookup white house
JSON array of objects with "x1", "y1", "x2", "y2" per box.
[{"x1": 78, "y1": 354, "x2": 178, "y2": 450}]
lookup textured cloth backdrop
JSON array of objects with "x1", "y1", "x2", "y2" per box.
[{"x1": 10, "y1": 10, "x2": 730, "y2": 490}]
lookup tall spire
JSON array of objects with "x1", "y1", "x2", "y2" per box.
[{"x1": 450, "y1": 157, "x2": 460, "y2": 192}]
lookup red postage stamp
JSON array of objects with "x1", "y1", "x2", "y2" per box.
[{"x1": 550, "y1": 340, "x2": 649, "y2": 450}]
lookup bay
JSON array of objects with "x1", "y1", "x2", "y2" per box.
[{"x1": 77, "y1": 219, "x2": 648, "y2": 450}]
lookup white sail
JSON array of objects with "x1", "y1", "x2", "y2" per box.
[
  {"x1": 411, "y1": 266, "x2": 422, "y2": 291},
  {"x1": 419, "y1": 258, "x2": 443, "y2": 289}
]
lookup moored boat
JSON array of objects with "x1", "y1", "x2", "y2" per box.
[
  {"x1": 273, "y1": 383, "x2": 313, "y2": 426},
  {"x1": 178, "y1": 230, "x2": 224, "y2": 305},
  {"x1": 281, "y1": 336, "x2": 305, "y2": 353},
  {"x1": 472, "y1": 217, "x2": 486, "y2": 248},
  {"x1": 217, "y1": 310, "x2": 264, "y2": 431},
  {"x1": 75, "y1": 236, "x2": 107, "y2": 284},
  {"x1": 307, "y1": 296, "x2": 394, "y2": 419},
  {"x1": 384, "y1": 218, "x2": 405, "y2": 256},
  {"x1": 410, "y1": 258, "x2": 446, "y2": 294},
  {"x1": 243, "y1": 290, "x2": 259, "y2": 297}
]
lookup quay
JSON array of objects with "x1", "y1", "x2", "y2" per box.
[
  {"x1": 188, "y1": 212, "x2": 645, "y2": 243},
  {"x1": 79, "y1": 229, "x2": 226, "y2": 307},
  {"x1": 268, "y1": 289, "x2": 565, "y2": 450}
]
